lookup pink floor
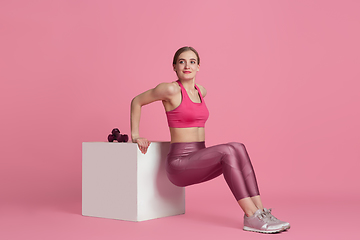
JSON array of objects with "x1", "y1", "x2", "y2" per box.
[{"x1": 1, "y1": 182, "x2": 359, "y2": 240}]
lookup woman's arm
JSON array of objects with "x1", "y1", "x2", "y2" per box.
[{"x1": 130, "y1": 82, "x2": 177, "y2": 153}]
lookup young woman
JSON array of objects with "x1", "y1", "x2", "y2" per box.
[{"x1": 130, "y1": 46, "x2": 290, "y2": 233}]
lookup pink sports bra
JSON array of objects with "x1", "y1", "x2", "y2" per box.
[{"x1": 166, "y1": 80, "x2": 209, "y2": 128}]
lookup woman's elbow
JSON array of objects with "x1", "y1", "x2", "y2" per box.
[
  {"x1": 131, "y1": 96, "x2": 138, "y2": 105},
  {"x1": 131, "y1": 96, "x2": 143, "y2": 109}
]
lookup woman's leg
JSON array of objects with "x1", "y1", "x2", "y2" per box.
[
  {"x1": 250, "y1": 195, "x2": 264, "y2": 210},
  {"x1": 237, "y1": 195, "x2": 264, "y2": 217},
  {"x1": 166, "y1": 142, "x2": 260, "y2": 202},
  {"x1": 238, "y1": 197, "x2": 258, "y2": 217},
  {"x1": 224, "y1": 142, "x2": 265, "y2": 214},
  {"x1": 166, "y1": 142, "x2": 289, "y2": 233},
  {"x1": 226, "y1": 142, "x2": 260, "y2": 198}
]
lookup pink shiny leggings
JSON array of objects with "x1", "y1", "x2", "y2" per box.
[{"x1": 166, "y1": 142, "x2": 260, "y2": 201}]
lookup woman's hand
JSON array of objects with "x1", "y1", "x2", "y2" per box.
[{"x1": 133, "y1": 137, "x2": 151, "y2": 154}]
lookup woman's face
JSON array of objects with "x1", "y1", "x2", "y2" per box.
[{"x1": 173, "y1": 50, "x2": 200, "y2": 81}]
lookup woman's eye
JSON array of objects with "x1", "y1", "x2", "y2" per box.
[
  {"x1": 179, "y1": 60, "x2": 184, "y2": 64},
  {"x1": 191, "y1": 61, "x2": 196, "y2": 64}
]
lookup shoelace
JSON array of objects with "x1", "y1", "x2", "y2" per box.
[
  {"x1": 258, "y1": 212, "x2": 272, "y2": 223},
  {"x1": 264, "y1": 208, "x2": 278, "y2": 221}
]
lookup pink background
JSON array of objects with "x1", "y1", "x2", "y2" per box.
[{"x1": 1, "y1": 0, "x2": 359, "y2": 239}]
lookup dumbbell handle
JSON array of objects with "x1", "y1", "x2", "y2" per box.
[{"x1": 111, "y1": 128, "x2": 121, "y2": 139}]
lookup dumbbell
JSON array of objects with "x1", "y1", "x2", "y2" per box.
[{"x1": 107, "y1": 128, "x2": 129, "y2": 142}]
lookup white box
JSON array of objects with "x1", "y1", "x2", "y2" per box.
[{"x1": 82, "y1": 142, "x2": 185, "y2": 221}]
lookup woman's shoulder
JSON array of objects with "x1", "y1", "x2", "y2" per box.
[
  {"x1": 154, "y1": 81, "x2": 181, "y2": 97},
  {"x1": 196, "y1": 83, "x2": 207, "y2": 98},
  {"x1": 153, "y1": 82, "x2": 181, "y2": 99}
]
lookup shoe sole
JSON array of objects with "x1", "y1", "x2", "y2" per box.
[{"x1": 243, "y1": 226, "x2": 287, "y2": 234}]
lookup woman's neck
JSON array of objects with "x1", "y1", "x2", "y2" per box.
[{"x1": 179, "y1": 79, "x2": 196, "y2": 92}]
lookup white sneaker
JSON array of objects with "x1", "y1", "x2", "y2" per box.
[
  {"x1": 243, "y1": 209, "x2": 287, "y2": 234},
  {"x1": 263, "y1": 208, "x2": 291, "y2": 230}
]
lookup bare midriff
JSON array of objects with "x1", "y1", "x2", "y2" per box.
[{"x1": 169, "y1": 127, "x2": 205, "y2": 143}]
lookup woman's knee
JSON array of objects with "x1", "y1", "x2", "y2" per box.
[
  {"x1": 227, "y1": 142, "x2": 246, "y2": 151},
  {"x1": 218, "y1": 144, "x2": 241, "y2": 168},
  {"x1": 209, "y1": 143, "x2": 247, "y2": 167},
  {"x1": 226, "y1": 142, "x2": 252, "y2": 165}
]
